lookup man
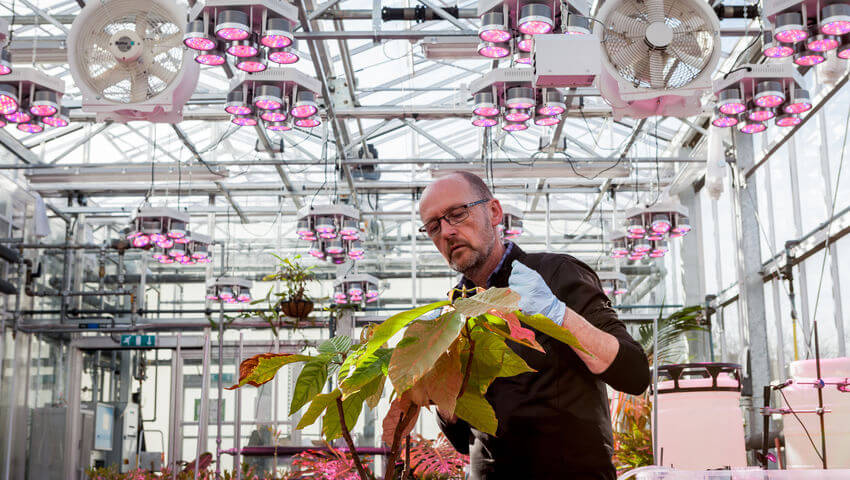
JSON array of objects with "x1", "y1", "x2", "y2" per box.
[{"x1": 418, "y1": 172, "x2": 650, "y2": 479}]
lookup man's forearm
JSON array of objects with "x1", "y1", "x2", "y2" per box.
[{"x1": 560, "y1": 306, "x2": 620, "y2": 374}]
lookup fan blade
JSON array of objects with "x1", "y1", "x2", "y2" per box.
[
  {"x1": 673, "y1": 15, "x2": 706, "y2": 35},
  {"x1": 671, "y1": 34, "x2": 703, "y2": 59},
  {"x1": 608, "y1": 11, "x2": 648, "y2": 39},
  {"x1": 135, "y1": 12, "x2": 148, "y2": 35},
  {"x1": 633, "y1": 55, "x2": 650, "y2": 86},
  {"x1": 669, "y1": 38, "x2": 706, "y2": 70},
  {"x1": 609, "y1": 39, "x2": 646, "y2": 69},
  {"x1": 148, "y1": 62, "x2": 176, "y2": 84},
  {"x1": 645, "y1": 0, "x2": 666, "y2": 23},
  {"x1": 130, "y1": 73, "x2": 148, "y2": 103},
  {"x1": 649, "y1": 50, "x2": 665, "y2": 89},
  {"x1": 154, "y1": 31, "x2": 184, "y2": 49},
  {"x1": 92, "y1": 64, "x2": 129, "y2": 90}
]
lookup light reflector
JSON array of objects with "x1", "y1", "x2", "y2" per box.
[
  {"x1": 215, "y1": 10, "x2": 251, "y2": 41},
  {"x1": 262, "y1": 17, "x2": 294, "y2": 48},
  {"x1": 184, "y1": 20, "x2": 216, "y2": 51},
  {"x1": 820, "y1": 4, "x2": 850, "y2": 35},
  {"x1": 477, "y1": 41, "x2": 510, "y2": 58},
  {"x1": 291, "y1": 91, "x2": 318, "y2": 118},
  {"x1": 774, "y1": 12, "x2": 808, "y2": 43},
  {"x1": 479, "y1": 11, "x2": 511, "y2": 43}
]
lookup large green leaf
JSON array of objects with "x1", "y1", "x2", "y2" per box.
[
  {"x1": 455, "y1": 389, "x2": 497, "y2": 436},
  {"x1": 318, "y1": 336, "x2": 353, "y2": 355},
  {"x1": 462, "y1": 329, "x2": 535, "y2": 396},
  {"x1": 226, "y1": 353, "x2": 314, "y2": 389},
  {"x1": 453, "y1": 287, "x2": 520, "y2": 318},
  {"x1": 388, "y1": 311, "x2": 465, "y2": 392},
  {"x1": 406, "y1": 340, "x2": 463, "y2": 413},
  {"x1": 358, "y1": 300, "x2": 450, "y2": 367},
  {"x1": 290, "y1": 354, "x2": 333, "y2": 415},
  {"x1": 296, "y1": 390, "x2": 340, "y2": 429},
  {"x1": 515, "y1": 311, "x2": 591, "y2": 355},
  {"x1": 339, "y1": 348, "x2": 392, "y2": 398}
]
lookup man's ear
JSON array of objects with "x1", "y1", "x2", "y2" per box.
[{"x1": 488, "y1": 198, "x2": 504, "y2": 227}]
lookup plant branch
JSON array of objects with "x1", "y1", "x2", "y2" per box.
[
  {"x1": 385, "y1": 403, "x2": 419, "y2": 480},
  {"x1": 457, "y1": 324, "x2": 476, "y2": 399},
  {"x1": 335, "y1": 397, "x2": 373, "y2": 480},
  {"x1": 403, "y1": 435, "x2": 412, "y2": 480}
]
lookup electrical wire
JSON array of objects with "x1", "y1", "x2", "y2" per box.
[{"x1": 777, "y1": 388, "x2": 825, "y2": 463}]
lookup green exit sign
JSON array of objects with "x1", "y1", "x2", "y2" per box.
[{"x1": 119, "y1": 335, "x2": 156, "y2": 347}]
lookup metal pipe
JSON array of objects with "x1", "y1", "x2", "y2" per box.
[
  {"x1": 235, "y1": 332, "x2": 243, "y2": 480},
  {"x1": 195, "y1": 331, "x2": 211, "y2": 480},
  {"x1": 215, "y1": 306, "x2": 224, "y2": 477}
]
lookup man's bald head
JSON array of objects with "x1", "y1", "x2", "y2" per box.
[{"x1": 420, "y1": 172, "x2": 493, "y2": 210}]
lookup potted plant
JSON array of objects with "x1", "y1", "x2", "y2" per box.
[{"x1": 264, "y1": 254, "x2": 317, "y2": 320}]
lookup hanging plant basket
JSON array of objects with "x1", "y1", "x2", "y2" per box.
[{"x1": 280, "y1": 299, "x2": 314, "y2": 319}]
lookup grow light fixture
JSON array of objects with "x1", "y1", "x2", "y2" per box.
[
  {"x1": 775, "y1": 112, "x2": 802, "y2": 127},
  {"x1": 478, "y1": 41, "x2": 510, "y2": 58},
  {"x1": 473, "y1": 91, "x2": 500, "y2": 116},
  {"x1": 613, "y1": 202, "x2": 691, "y2": 259},
  {"x1": 472, "y1": 115, "x2": 499, "y2": 127},
  {"x1": 479, "y1": 11, "x2": 511, "y2": 43},
  {"x1": 534, "y1": 113, "x2": 560, "y2": 126},
  {"x1": 215, "y1": 10, "x2": 251, "y2": 40},
  {"x1": 598, "y1": 271, "x2": 628, "y2": 297},
  {"x1": 0, "y1": 49, "x2": 11, "y2": 76},
  {"x1": 262, "y1": 17, "x2": 294, "y2": 48},
  {"x1": 763, "y1": 31, "x2": 795, "y2": 58},
  {"x1": 537, "y1": 90, "x2": 566, "y2": 115},
  {"x1": 296, "y1": 204, "x2": 364, "y2": 262},
  {"x1": 333, "y1": 273, "x2": 380, "y2": 306},
  {"x1": 820, "y1": 4, "x2": 850, "y2": 35},
  {"x1": 806, "y1": 33, "x2": 840, "y2": 51},
  {"x1": 838, "y1": 37, "x2": 850, "y2": 58},
  {"x1": 1, "y1": 68, "x2": 69, "y2": 134},
  {"x1": 227, "y1": 71, "x2": 323, "y2": 132},
  {"x1": 517, "y1": 34, "x2": 534, "y2": 52},
  {"x1": 184, "y1": 20, "x2": 216, "y2": 51},
  {"x1": 505, "y1": 86, "x2": 535, "y2": 109},
  {"x1": 717, "y1": 88, "x2": 745, "y2": 115},
  {"x1": 794, "y1": 47, "x2": 825, "y2": 66},
  {"x1": 516, "y1": 50, "x2": 533, "y2": 64},
  {"x1": 711, "y1": 62, "x2": 805, "y2": 134},
  {"x1": 188, "y1": 2, "x2": 300, "y2": 70},
  {"x1": 563, "y1": 13, "x2": 591, "y2": 35},
  {"x1": 206, "y1": 277, "x2": 252, "y2": 304},
  {"x1": 518, "y1": 4, "x2": 554, "y2": 35},
  {"x1": 753, "y1": 81, "x2": 784, "y2": 108},
  {"x1": 774, "y1": 12, "x2": 807, "y2": 43},
  {"x1": 268, "y1": 42, "x2": 300, "y2": 64},
  {"x1": 502, "y1": 120, "x2": 528, "y2": 131}
]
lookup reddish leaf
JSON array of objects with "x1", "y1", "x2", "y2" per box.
[
  {"x1": 486, "y1": 309, "x2": 544, "y2": 352},
  {"x1": 406, "y1": 339, "x2": 463, "y2": 414},
  {"x1": 227, "y1": 352, "x2": 313, "y2": 389},
  {"x1": 381, "y1": 393, "x2": 419, "y2": 447},
  {"x1": 409, "y1": 433, "x2": 468, "y2": 479}
]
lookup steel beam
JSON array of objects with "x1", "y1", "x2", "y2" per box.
[
  {"x1": 401, "y1": 119, "x2": 464, "y2": 160},
  {"x1": 731, "y1": 129, "x2": 772, "y2": 441},
  {"x1": 214, "y1": 181, "x2": 249, "y2": 224}
]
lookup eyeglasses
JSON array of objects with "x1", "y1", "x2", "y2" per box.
[{"x1": 418, "y1": 199, "x2": 490, "y2": 237}]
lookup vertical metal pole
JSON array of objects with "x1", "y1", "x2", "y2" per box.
[
  {"x1": 216, "y1": 306, "x2": 224, "y2": 477},
  {"x1": 62, "y1": 346, "x2": 83, "y2": 480},
  {"x1": 273, "y1": 335, "x2": 280, "y2": 474},
  {"x1": 168, "y1": 333, "x2": 182, "y2": 475},
  {"x1": 235, "y1": 332, "x2": 243, "y2": 480},
  {"x1": 411, "y1": 195, "x2": 417, "y2": 307},
  {"x1": 760, "y1": 138, "x2": 787, "y2": 378},
  {"x1": 731, "y1": 129, "x2": 772, "y2": 440},
  {"x1": 195, "y1": 331, "x2": 211, "y2": 480},
  {"x1": 3, "y1": 334, "x2": 19, "y2": 480},
  {"x1": 651, "y1": 313, "x2": 659, "y2": 465}
]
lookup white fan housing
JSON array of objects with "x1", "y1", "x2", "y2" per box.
[
  {"x1": 594, "y1": 0, "x2": 720, "y2": 119},
  {"x1": 67, "y1": 0, "x2": 199, "y2": 123}
]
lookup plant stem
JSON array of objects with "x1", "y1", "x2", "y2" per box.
[
  {"x1": 385, "y1": 403, "x2": 419, "y2": 480},
  {"x1": 457, "y1": 325, "x2": 476, "y2": 399},
  {"x1": 403, "y1": 435, "x2": 412, "y2": 480},
  {"x1": 335, "y1": 397, "x2": 372, "y2": 480}
]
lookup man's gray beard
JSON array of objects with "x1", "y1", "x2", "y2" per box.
[{"x1": 449, "y1": 225, "x2": 496, "y2": 276}]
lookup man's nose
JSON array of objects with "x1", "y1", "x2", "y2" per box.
[{"x1": 439, "y1": 218, "x2": 458, "y2": 238}]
